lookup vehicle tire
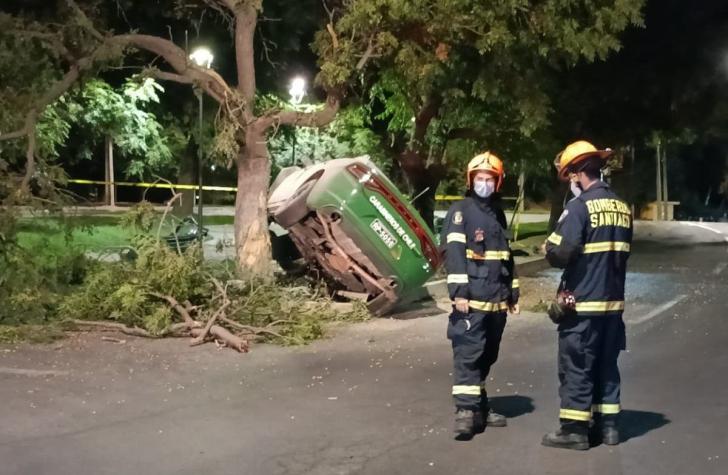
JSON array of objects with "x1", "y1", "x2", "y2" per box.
[
  {"x1": 270, "y1": 231, "x2": 302, "y2": 270},
  {"x1": 273, "y1": 179, "x2": 317, "y2": 229}
]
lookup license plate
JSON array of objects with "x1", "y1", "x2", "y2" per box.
[{"x1": 370, "y1": 219, "x2": 398, "y2": 249}]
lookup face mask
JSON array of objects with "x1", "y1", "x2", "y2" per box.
[
  {"x1": 474, "y1": 180, "x2": 495, "y2": 198},
  {"x1": 570, "y1": 180, "x2": 582, "y2": 198}
]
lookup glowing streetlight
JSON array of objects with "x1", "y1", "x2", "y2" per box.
[
  {"x1": 288, "y1": 76, "x2": 307, "y2": 166},
  {"x1": 189, "y1": 47, "x2": 214, "y2": 69},
  {"x1": 289, "y1": 76, "x2": 306, "y2": 105},
  {"x1": 189, "y1": 46, "x2": 214, "y2": 246}
]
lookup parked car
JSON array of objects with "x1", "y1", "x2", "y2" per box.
[{"x1": 268, "y1": 156, "x2": 441, "y2": 315}]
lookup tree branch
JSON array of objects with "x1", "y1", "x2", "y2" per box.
[
  {"x1": 6, "y1": 29, "x2": 75, "y2": 63},
  {"x1": 218, "y1": 0, "x2": 240, "y2": 11},
  {"x1": 0, "y1": 129, "x2": 30, "y2": 141},
  {"x1": 65, "y1": 0, "x2": 104, "y2": 42},
  {"x1": 142, "y1": 68, "x2": 195, "y2": 86},
  {"x1": 410, "y1": 94, "x2": 443, "y2": 151},
  {"x1": 1, "y1": 62, "x2": 83, "y2": 195},
  {"x1": 235, "y1": 3, "x2": 258, "y2": 112},
  {"x1": 149, "y1": 292, "x2": 197, "y2": 325},
  {"x1": 355, "y1": 36, "x2": 376, "y2": 71},
  {"x1": 113, "y1": 34, "x2": 232, "y2": 104},
  {"x1": 264, "y1": 93, "x2": 341, "y2": 128}
]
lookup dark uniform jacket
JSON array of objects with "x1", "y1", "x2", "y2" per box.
[
  {"x1": 441, "y1": 195, "x2": 519, "y2": 312},
  {"x1": 545, "y1": 181, "x2": 632, "y2": 316}
]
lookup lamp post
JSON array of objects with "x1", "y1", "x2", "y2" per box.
[
  {"x1": 189, "y1": 47, "x2": 214, "y2": 243},
  {"x1": 288, "y1": 76, "x2": 306, "y2": 166}
]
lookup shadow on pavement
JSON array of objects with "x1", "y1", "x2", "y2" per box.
[
  {"x1": 488, "y1": 395, "x2": 536, "y2": 419},
  {"x1": 619, "y1": 410, "x2": 671, "y2": 442},
  {"x1": 589, "y1": 410, "x2": 671, "y2": 448}
]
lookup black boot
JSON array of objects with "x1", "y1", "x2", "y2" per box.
[
  {"x1": 601, "y1": 415, "x2": 620, "y2": 445},
  {"x1": 542, "y1": 422, "x2": 589, "y2": 451},
  {"x1": 602, "y1": 426, "x2": 619, "y2": 445},
  {"x1": 454, "y1": 409, "x2": 476, "y2": 441}
]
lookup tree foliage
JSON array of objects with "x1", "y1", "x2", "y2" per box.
[
  {"x1": 312, "y1": 0, "x2": 645, "y2": 223},
  {"x1": 39, "y1": 78, "x2": 180, "y2": 178},
  {"x1": 269, "y1": 106, "x2": 386, "y2": 170}
]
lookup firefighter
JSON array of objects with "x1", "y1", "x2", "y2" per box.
[
  {"x1": 441, "y1": 152, "x2": 520, "y2": 440},
  {"x1": 542, "y1": 140, "x2": 632, "y2": 450}
]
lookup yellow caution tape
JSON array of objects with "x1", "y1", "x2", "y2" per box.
[
  {"x1": 68, "y1": 179, "x2": 237, "y2": 192},
  {"x1": 68, "y1": 180, "x2": 515, "y2": 202}
]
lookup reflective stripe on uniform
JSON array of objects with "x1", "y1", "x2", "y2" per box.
[
  {"x1": 466, "y1": 249, "x2": 511, "y2": 260},
  {"x1": 447, "y1": 232, "x2": 467, "y2": 243},
  {"x1": 469, "y1": 300, "x2": 509, "y2": 312},
  {"x1": 575, "y1": 301, "x2": 625, "y2": 313},
  {"x1": 583, "y1": 241, "x2": 631, "y2": 254},
  {"x1": 447, "y1": 274, "x2": 469, "y2": 284},
  {"x1": 511, "y1": 279, "x2": 520, "y2": 289},
  {"x1": 560, "y1": 408, "x2": 592, "y2": 421},
  {"x1": 547, "y1": 233, "x2": 562, "y2": 245},
  {"x1": 452, "y1": 385, "x2": 482, "y2": 396},
  {"x1": 592, "y1": 404, "x2": 621, "y2": 414}
]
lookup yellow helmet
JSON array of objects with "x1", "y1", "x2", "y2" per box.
[
  {"x1": 466, "y1": 151, "x2": 505, "y2": 191},
  {"x1": 556, "y1": 140, "x2": 612, "y2": 181}
]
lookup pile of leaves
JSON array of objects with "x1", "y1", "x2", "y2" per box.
[
  {"x1": 60, "y1": 237, "x2": 369, "y2": 350},
  {"x1": 1, "y1": 202, "x2": 370, "y2": 350}
]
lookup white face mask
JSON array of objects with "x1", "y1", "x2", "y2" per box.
[
  {"x1": 570, "y1": 180, "x2": 582, "y2": 198},
  {"x1": 474, "y1": 180, "x2": 495, "y2": 198}
]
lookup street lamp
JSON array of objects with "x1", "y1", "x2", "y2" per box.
[
  {"x1": 189, "y1": 47, "x2": 214, "y2": 69},
  {"x1": 189, "y1": 47, "x2": 214, "y2": 245},
  {"x1": 289, "y1": 76, "x2": 306, "y2": 105},
  {"x1": 288, "y1": 76, "x2": 306, "y2": 165}
]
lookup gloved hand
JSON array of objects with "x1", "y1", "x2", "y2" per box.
[{"x1": 454, "y1": 298, "x2": 469, "y2": 313}]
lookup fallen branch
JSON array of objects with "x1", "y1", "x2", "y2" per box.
[
  {"x1": 70, "y1": 319, "x2": 152, "y2": 338},
  {"x1": 190, "y1": 301, "x2": 231, "y2": 346},
  {"x1": 191, "y1": 325, "x2": 249, "y2": 352},
  {"x1": 220, "y1": 316, "x2": 287, "y2": 341},
  {"x1": 162, "y1": 322, "x2": 198, "y2": 336},
  {"x1": 149, "y1": 292, "x2": 197, "y2": 325}
]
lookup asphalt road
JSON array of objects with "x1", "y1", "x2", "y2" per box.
[{"x1": 1, "y1": 242, "x2": 727, "y2": 475}]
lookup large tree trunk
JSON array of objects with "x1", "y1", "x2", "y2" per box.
[{"x1": 234, "y1": 125, "x2": 272, "y2": 276}]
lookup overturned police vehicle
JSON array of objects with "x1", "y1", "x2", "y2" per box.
[{"x1": 267, "y1": 156, "x2": 440, "y2": 315}]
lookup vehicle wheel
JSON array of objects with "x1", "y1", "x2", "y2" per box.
[
  {"x1": 270, "y1": 231, "x2": 302, "y2": 270},
  {"x1": 273, "y1": 179, "x2": 317, "y2": 229}
]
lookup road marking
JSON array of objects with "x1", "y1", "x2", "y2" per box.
[
  {"x1": 632, "y1": 294, "x2": 688, "y2": 325},
  {"x1": 0, "y1": 367, "x2": 69, "y2": 377},
  {"x1": 713, "y1": 263, "x2": 727, "y2": 275},
  {"x1": 425, "y1": 278, "x2": 446, "y2": 287}
]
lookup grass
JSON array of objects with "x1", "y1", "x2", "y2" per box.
[
  {"x1": 512, "y1": 221, "x2": 548, "y2": 241},
  {"x1": 17, "y1": 216, "x2": 133, "y2": 253},
  {"x1": 0, "y1": 324, "x2": 66, "y2": 344},
  {"x1": 15, "y1": 213, "x2": 236, "y2": 254}
]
